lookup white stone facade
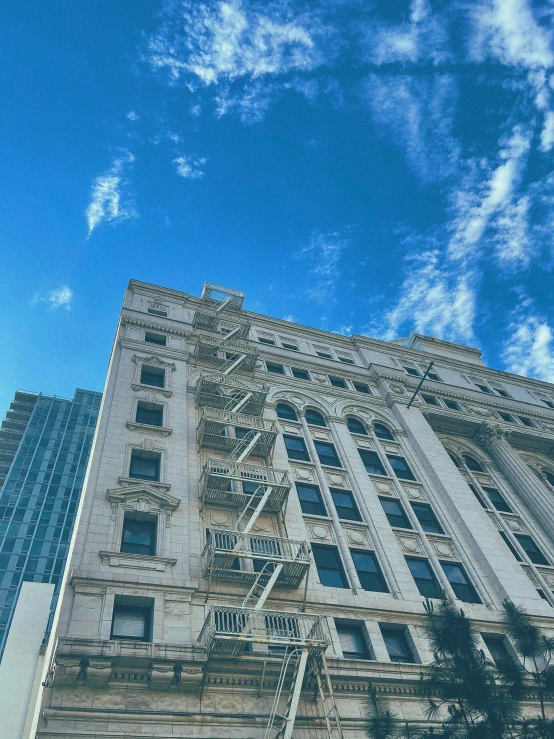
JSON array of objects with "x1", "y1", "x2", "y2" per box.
[{"x1": 35, "y1": 280, "x2": 554, "y2": 738}]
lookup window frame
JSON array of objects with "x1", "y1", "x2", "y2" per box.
[
  {"x1": 514, "y1": 534, "x2": 549, "y2": 565},
  {"x1": 329, "y1": 376, "x2": 347, "y2": 389},
  {"x1": 121, "y1": 513, "x2": 157, "y2": 556},
  {"x1": 440, "y1": 561, "x2": 481, "y2": 604},
  {"x1": 347, "y1": 417, "x2": 368, "y2": 435},
  {"x1": 359, "y1": 449, "x2": 387, "y2": 477},
  {"x1": 373, "y1": 423, "x2": 394, "y2": 441},
  {"x1": 335, "y1": 621, "x2": 372, "y2": 659},
  {"x1": 351, "y1": 549, "x2": 389, "y2": 593},
  {"x1": 129, "y1": 449, "x2": 161, "y2": 482},
  {"x1": 305, "y1": 409, "x2": 326, "y2": 427},
  {"x1": 291, "y1": 367, "x2": 310, "y2": 380},
  {"x1": 266, "y1": 361, "x2": 286, "y2": 374},
  {"x1": 144, "y1": 331, "x2": 167, "y2": 346},
  {"x1": 110, "y1": 603, "x2": 152, "y2": 642},
  {"x1": 330, "y1": 488, "x2": 361, "y2": 521},
  {"x1": 379, "y1": 624, "x2": 416, "y2": 664},
  {"x1": 135, "y1": 401, "x2": 164, "y2": 427},
  {"x1": 311, "y1": 544, "x2": 349, "y2": 588},
  {"x1": 379, "y1": 497, "x2": 412, "y2": 529},
  {"x1": 406, "y1": 556, "x2": 443, "y2": 599},
  {"x1": 353, "y1": 382, "x2": 371, "y2": 394},
  {"x1": 276, "y1": 403, "x2": 298, "y2": 422},
  {"x1": 283, "y1": 435, "x2": 311, "y2": 462},
  {"x1": 139, "y1": 365, "x2": 165, "y2": 388},
  {"x1": 314, "y1": 440, "x2": 342, "y2": 468},
  {"x1": 410, "y1": 502, "x2": 444, "y2": 534},
  {"x1": 386, "y1": 455, "x2": 416, "y2": 481},
  {"x1": 296, "y1": 483, "x2": 327, "y2": 516}
]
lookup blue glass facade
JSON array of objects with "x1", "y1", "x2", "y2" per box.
[{"x1": 0, "y1": 389, "x2": 101, "y2": 659}]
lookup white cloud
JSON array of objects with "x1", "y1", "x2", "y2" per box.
[
  {"x1": 294, "y1": 230, "x2": 347, "y2": 303},
  {"x1": 539, "y1": 110, "x2": 554, "y2": 152},
  {"x1": 373, "y1": 250, "x2": 476, "y2": 344},
  {"x1": 502, "y1": 299, "x2": 554, "y2": 381},
  {"x1": 126, "y1": 110, "x2": 139, "y2": 121},
  {"x1": 148, "y1": 0, "x2": 323, "y2": 86},
  {"x1": 173, "y1": 154, "x2": 206, "y2": 178},
  {"x1": 32, "y1": 286, "x2": 73, "y2": 310},
  {"x1": 85, "y1": 151, "x2": 137, "y2": 236},
  {"x1": 363, "y1": 74, "x2": 460, "y2": 183}
]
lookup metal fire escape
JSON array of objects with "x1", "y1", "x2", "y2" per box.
[{"x1": 193, "y1": 283, "x2": 343, "y2": 739}]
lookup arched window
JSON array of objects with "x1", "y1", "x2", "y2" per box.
[
  {"x1": 463, "y1": 455, "x2": 484, "y2": 472},
  {"x1": 276, "y1": 403, "x2": 298, "y2": 421},
  {"x1": 373, "y1": 423, "x2": 394, "y2": 441},
  {"x1": 305, "y1": 409, "x2": 326, "y2": 427},
  {"x1": 446, "y1": 450, "x2": 462, "y2": 468},
  {"x1": 543, "y1": 469, "x2": 554, "y2": 487},
  {"x1": 347, "y1": 418, "x2": 367, "y2": 435}
]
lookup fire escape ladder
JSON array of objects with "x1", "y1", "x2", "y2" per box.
[
  {"x1": 226, "y1": 430, "x2": 262, "y2": 464},
  {"x1": 225, "y1": 391, "x2": 253, "y2": 414},
  {"x1": 234, "y1": 484, "x2": 274, "y2": 534},
  {"x1": 220, "y1": 353, "x2": 247, "y2": 375},
  {"x1": 215, "y1": 296, "x2": 233, "y2": 313},
  {"x1": 265, "y1": 648, "x2": 309, "y2": 739},
  {"x1": 241, "y1": 562, "x2": 284, "y2": 610},
  {"x1": 308, "y1": 652, "x2": 344, "y2": 739}
]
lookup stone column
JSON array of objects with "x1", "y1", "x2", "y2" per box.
[
  {"x1": 476, "y1": 423, "x2": 554, "y2": 542},
  {"x1": 299, "y1": 412, "x2": 362, "y2": 591}
]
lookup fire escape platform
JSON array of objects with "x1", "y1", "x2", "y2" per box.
[
  {"x1": 199, "y1": 606, "x2": 327, "y2": 658},
  {"x1": 192, "y1": 335, "x2": 258, "y2": 372},
  {"x1": 200, "y1": 282, "x2": 245, "y2": 309},
  {"x1": 192, "y1": 310, "x2": 251, "y2": 339},
  {"x1": 195, "y1": 372, "x2": 268, "y2": 416},
  {"x1": 202, "y1": 530, "x2": 311, "y2": 588},
  {"x1": 199, "y1": 458, "x2": 291, "y2": 512},
  {"x1": 197, "y1": 409, "x2": 277, "y2": 458}
]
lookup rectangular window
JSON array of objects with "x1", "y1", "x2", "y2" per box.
[
  {"x1": 544, "y1": 400, "x2": 554, "y2": 409},
  {"x1": 144, "y1": 331, "x2": 166, "y2": 346},
  {"x1": 135, "y1": 401, "x2": 163, "y2": 427},
  {"x1": 475, "y1": 383, "x2": 493, "y2": 394},
  {"x1": 493, "y1": 387, "x2": 510, "y2": 398},
  {"x1": 482, "y1": 487, "x2": 512, "y2": 513},
  {"x1": 147, "y1": 307, "x2": 167, "y2": 317},
  {"x1": 266, "y1": 362, "x2": 285, "y2": 374},
  {"x1": 353, "y1": 382, "x2": 371, "y2": 394},
  {"x1": 498, "y1": 412, "x2": 515, "y2": 423},
  {"x1": 258, "y1": 336, "x2": 275, "y2": 345},
  {"x1": 312, "y1": 544, "x2": 349, "y2": 588},
  {"x1": 283, "y1": 435, "x2": 311, "y2": 462},
  {"x1": 514, "y1": 535, "x2": 549, "y2": 565},
  {"x1": 296, "y1": 483, "x2": 326, "y2": 516},
  {"x1": 380, "y1": 625, "x2": 416, "y2": 663},
  {"x1": 280, "y1": 339, "x2": 299, "y2": 351},
  {"x1": 499, "y1": 531, "x2": 522, "y2": 562},
  {"x1": 291, "y1": 367, "x2": 310, "y2": 380},
  {"x1": 330, "y1": 489, "x2": 361, "y2": 521},
  {"x1": 351, "y1": 550, "x2": 389, "y2": 593},
  {"x1": 380, "y1": 497, "x2": 412, "y2": 529},
  {"x1": 315, "y1": 347, "x2": 332, "y2": 358},
  {"x1": 403, "y1": 366, "x2": 420, "y2": 377},
  {"x1": 482, "y1": 634, "x2": 514, "y2": 669},
  {"x1": 336, "y1": 622, "x2": 371, "y2": 659},
  {"x1": 468, "y1": 483, "x2": 488, "y2": 508},
  {"x1": 518, "y1": 416, "x2": 534, "y2": 427},
  {"x1": 358, "y1": 449, "x2": 387, "y2": 476},
  {"x1": 314, "y1": 441, "x2": 342, "y2": 468},
  {"x1": 329, "y1": 376, "x2": 347, "y2": 388},
  {"x1": 411, "y1": 502, "x2": 444, "y2": 534},
  {"x1": 440, "y1": 562, "x2": 481, "y2": 603},
  {"x1": 121, "y1": 514, "x2": 156, "y2": 556},
  {"x1": 406, "y1": 557, "x2": 442, "y2": 599},
  {"x1": 140, "y1": 365, "x2": 165, "y2": 388},
  {"x1": 129, "y1": 450, "x2": 161, "y2": 482},
  {"x1": 111, "y1": 603, "x2": 151, "y2": 641},
  {"x1": 421, "y1": 394, "x2": 440, "y2": 406},
  {"x1": 338, "y1": 355, "x2": 354, "y2": 364},
  {"x1": 386, "y1": 455, "x2": 416, "y2": 481},
  {"x1": 444, "y1": 399, "x2": 461, "y2": 410},
  {"x1": 427, "y1": 370, "x2": 442, "y2": 382}
]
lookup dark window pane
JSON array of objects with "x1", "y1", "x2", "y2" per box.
[
  {"x1": 468, "y1": 484, "x2": 488, "y2": 508},
  {"x1": 498, "y1": 412, "x2": 515, "y2": 423},
  {"x1": 330, "y1": 489, "x2": 361, "y2": 521},
  {"x1": 140, "y1": 365, "x2": 165, "y2": 388},
  {"x1": 544, "y1": 470, "x2": 554, "y2": 487},
  {"x1": 347, "y1": 418, "x2": 367, "y2": 435},
  {"x1": 147, "y1": 307, "x2": 167, "y2": 317},
  {"x1": 411, "y1": 503, "x2": 443, "y2": 534},
  {"x1": 329, "y1": 377, "x2": 347, "y2": 388},
  {"x1": 482, "y1": 487, "x2": 512, "y2": 513},
  {"x1": 353, "y1": 382, "x2": 371, "y2": 394},
  {"x1": 518, "y1": 416, "x2": 534, "y2": 427},
  {"x1": 447, "y1": 450, "x2": 461, "y2": 468},
  {"x1": 312, "y1": 544, "x2": 349, "y2": 588},
  {"x1": 315, "y1": 350, "x2": 332, "y2": 358},
  {"x1": 476, "y1": 383, "x2": 492, "y2": 394},
  {"x1": 291, "y1": 367, "x2": 310, "y2": 380},
  {"x1": 440, "y1": 562, "x2": 481, "y2": 603},
  {"x1": 281, "y1": 342, "x2": 299, "y2": 351},
  {"x1": 121, "y1": 516, "x2": 156, "y2": 556},
  {"x1": 422, "y1": 395, "x2": 439, "y2": 406},
  {"x1": 404, "y1": 367, "x2": 420, "y2": 377},
  {"x1": 493, "y1": 388, "x2": 510, "y2": 398},
  {"x1": 387, "y1": 455, "x2": 416, "y2": 481},
  {"x1": 111, "y1": 605, "x2": 151, "y2": 641},
  {"x1": 336, "y1": 623, "x2": 370, "y2": 659},
  {"x1": 144, "y1": 332, "x2": 166, "y2": 346},
  {"x1": 373, "y1": 424, "x2": 394, "y2": 440},
  {"x1": 305, "y1": 409, "x2": 326, "y2": 427},
  {"x1": 463, "y1": 455, "x2": 484, "y2": 472},
  {"x1": 406, "y1": 557, "x2": 442, "y2": 599},
  {"x1": 284, "y1": 435, "x2": 310, "y2": 462},
  {"x1": 314, "y1": 441, "x2": 342, "y2": 468},
  {"x1": 380, "y1": 498, "x2": 412, "y2": 529},
  {"x1": 276, "y1": 403, "x2": 298, "y2": 421},
  {"x1": 296, "y1": 484, "x2": 326, "y2": 516},
  {"x1": 427, "y1": 371, "x2": 442, "y2": 382},
  {"x1": 499, "y1": 531, "x2": 522, "y2": 561},
  {"x1": 338, "y1": 356, "x2": 354, "y2": 364},
  {"x1": 351, "y1": 550, "x2": 388, "y2": 593},
  {"x1": 514, "y1": 535, "x2": 549, "y2": 565},
  {"x1": 129, "y1": 451, "x2": 160, "y2": 482},
  {"x1": 266, "y1": 362, "x2": 285, "y2": 374},
  {"x1": 359, "y1": 450, "x2": 386, "y2": 476},
  {"x1": 482, "y1": 634, "x2": 513, "y2": 669},
  {"x1": 444, "y1": 399, "x2": 461, "y2": 410},
  {"x1": 136, "y1": 402, "x2": 163, "y2": 427},
  {"x1": 380, "y1": 625, "x2": 415, "y2": 663},
  {"x1": 258, "y1": 337, "x2": 275, "y2": 345}
]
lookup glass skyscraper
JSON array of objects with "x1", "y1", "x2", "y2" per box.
[{"x1": 0, "y1": 388, "x2": 101, "y2": 659}]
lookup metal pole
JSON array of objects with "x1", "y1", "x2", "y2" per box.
[{"x1": 406, "y1": 362, "x2": 434, "y2": 409}]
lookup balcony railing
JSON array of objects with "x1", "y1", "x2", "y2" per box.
[
  {"x1": 197, "y1": 409, "x2": 277, "y2": 458},
  {"x1": 192, "y1": 310, "x2": 251, "y2": 339},
  {"x1": 199, "y1": 458, "x2": 291, "y2": 512},
  {"x1": 195, "y1": 372, "x2": 268, "y2": 416},
  {"x1": 202, "y1": 530, "x2": 311, "y2": 588},
  {"x1": 201, "y1": 282, "x2": 244, "y2": 309},
  {"x1": 192, "y1": 335, "x2": 258, "y2": 372},
  {"x1": 199, "y1": 606, "x2": 327, "y2": 657}
]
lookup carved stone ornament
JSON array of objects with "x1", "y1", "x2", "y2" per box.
[
  {"x1": 311, "y1": 525, "x2": 330, "y2": 540},
  {"x1": 474, "y1": 422, "x2": 511, "y2": 448},
  {"x1": 399, "y1": 536, "x2": 421, "y2": 553},
  {"x1": 106, "y1": 484, "x2": 179, "y2": 514},
  {"x1": 389, "y1": 384, "x2": 406, "y2": 394}
]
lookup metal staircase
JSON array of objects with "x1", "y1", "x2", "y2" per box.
[{"x1": 193, "y1": 282, "x2": 342, "y2": 739}]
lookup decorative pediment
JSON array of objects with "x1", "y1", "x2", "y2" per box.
[
  {"x1": 106, "y1": 484, "x2": 179, "y2": 512},
  {"x1": 132, "y1": 354, "x2": 176, "y2": 371}
]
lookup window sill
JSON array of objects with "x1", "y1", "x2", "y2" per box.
[
  {"x1": 118, "y1": 476, "x2": 172, "y2": 492},
  {"x1": 126, "y1": 421, "x2": 173, "y2": 437},
  {"x1": 131, "y1": 383, "x2": 172, "y2": 398},
  {"x1": 99, "y1": 550, "x2": 177, "y2": 572}
]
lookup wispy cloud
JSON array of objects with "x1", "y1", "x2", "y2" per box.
[
  {"x1": 126, "y1": 110, "x2": 139, "y2": 121},
  {"x1": 32, "y1": 286, "x2": 74, "y2": 310},
  {"x1": 173, "y1": 154, "x2": 206, "y2": 178},
  {"x1": 502, "y1": 298, "x2": 554, "y2": 382},
  {"x1": 85, "y1": 151, "x2": 137, "y2": 236},
  {"x1": 294, "y1": 230, "x2": 347, "y2": 304}
]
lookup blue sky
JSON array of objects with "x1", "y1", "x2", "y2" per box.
[{"x1": 2, "y1": 0, "x2": 554, "y2": 414}]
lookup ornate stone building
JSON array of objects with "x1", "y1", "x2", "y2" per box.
[{"x1": 36, "y1": 280, "x2": 554, "y2": 738}]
